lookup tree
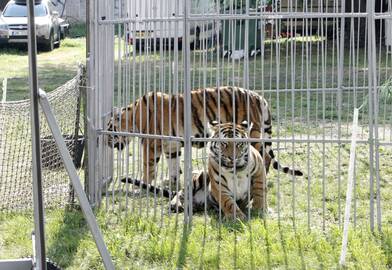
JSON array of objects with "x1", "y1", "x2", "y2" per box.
[{"x1": 0, "y1": 0, "x2": 9, "y2": 11}]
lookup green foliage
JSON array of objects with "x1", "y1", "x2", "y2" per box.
[
  {"x1": 68, "y1": 23, "x2": 87, "y2": 38},
  {"x1": 220, "y1": 0, "x2": 266, "y2": 10},
  {"x1": 380, "y1": 77, "x2": 392, "y2": 103}
]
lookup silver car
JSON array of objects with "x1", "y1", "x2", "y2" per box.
[{"x1": 0, "y1": 0, "x2": 61, "y2": 51}]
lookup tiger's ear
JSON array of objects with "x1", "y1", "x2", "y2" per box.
[
  {"x1": 111, "y1": 107, "x2": 122, "y2": 119},
  {"x1": 240, "y1": 120, "x2": 253, "y2": 131},
  {"x1": 208, "y1": 120, "x2": 220, "y2": 132}
]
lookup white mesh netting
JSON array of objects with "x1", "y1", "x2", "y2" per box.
[{"x1": 0, "y1": 68, "x2": 84, "y2": 212}]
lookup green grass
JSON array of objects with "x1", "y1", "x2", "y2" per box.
[
  {"x1": 0, "y1": 37, "x2": 85, "y2": 101},
  {"x1": 1, "y1": 34, "x2": 392, "y2": 268},
  {"x1": 0, "y1": 208, "x2": 391, "y2": 269},
  {"x1": 1, "y1": 141, "x2": 391, "y2": 269}
]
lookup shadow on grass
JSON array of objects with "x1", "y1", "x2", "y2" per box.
[
  {"x1": 176, "y1": 224, "x2": 191, "y2": 269},
  {"x1": 263, "y1": 218, "x2": 273, "y2": 270},
  {"x1": 278, "y1": 221, "x2": 290, "y2": 270},
  {"x1": 47, "y1": 207, "x2": 88, "y2": 268},
  {"x1": 380, "y1": 231, "x2": 392, "y2": 269},
  {"x1": 0, "y1": 44, "x2": 67, "y2": 54},
  {"x1": 163, "y1": 213, "x2": 180, "y2": 264},
  {"x1": 0, "y1": 45, "x2": 28, "y2": 55},
  {"x1": 197, "y1": 215, "x2": 209, "y2": 270},
  {"x1": 292, "y1": 220, "x2": 306, "y2": 270}
]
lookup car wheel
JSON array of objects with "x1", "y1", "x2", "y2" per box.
[
  {"x1": 54, "y1": 29, "x2": 61, "y2": 48},
  {"x1": 43, "y1": 31, "x2": 54, "y2": 52}
]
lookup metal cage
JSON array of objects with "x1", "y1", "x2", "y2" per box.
[{"x1": 86, "y1": 0, "x2": 391, "y2": 241}]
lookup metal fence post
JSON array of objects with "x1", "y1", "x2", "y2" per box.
[
  {"x1": 367, "y1": 0, "x2": 377, "y2": 232},
  {"x1": 336, "y1": 0, "x2": 346, "y2": 229},
  {"x1": 183, "y1": 0, "x2": 193, "y2": 225},
  {"x1": 38, "y1": 89, "x2": 115, "y2": 269},
  {"x1": 86, "y1": 0, "x2": 97, "y2": 205},
  {"x1": 27, "y1": 0, "x2": 46, "y2": 268},
  {"x1": 366, "y1": 0, "x2": 382, "y2": 232}
]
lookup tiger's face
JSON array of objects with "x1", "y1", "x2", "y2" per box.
[
  {"x1": 107, "y1": 107, "x2": 131, "y2": 151},
  {"x1": 208, "y1": 120, "x2": 252, "y2": 170}
]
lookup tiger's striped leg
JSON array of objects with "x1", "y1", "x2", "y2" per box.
[
  {"x1": 263, "y1": 151, "x2": 272, "y2": 174},
  {"x1": 249, "y1": 128, "x2": 262, "y2": 151},
  {"x1": 208, "y1": 169, "x2": 246, "y2": 220},
  {"x1": 164, "y1": 147, "x2": 182, "y2": 186},
  {"x1": 142, "y1": 139, "x2": 162, "y2": 184},
  {"x1": 249, "y1": 127, "x2": 272, "y2": 173},
  {"x1": 251, "y1": 151, "x2": 267, "y2": 212}
]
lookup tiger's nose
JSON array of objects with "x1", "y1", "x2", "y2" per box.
[{"x1": 114, "y1": 142, "x2": 125, "y2": 150}]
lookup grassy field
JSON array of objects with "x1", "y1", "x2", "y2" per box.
[
  {"x1": 1, "y1": 27, "x2": 392, "y2": 269},
  {"x1": 0, "y1": 24, "x2": 86, "y2": 101},
  {"x1": 0, "y1": 208, "x2": 391, "y2": 269}
]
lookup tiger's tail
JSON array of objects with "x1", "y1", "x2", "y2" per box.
[
  {"x1": 120, "y1": 177, "x2": 177, "y2": 198},
  {"x1": 267, "y1": 149, "x2": 303, "y2": 176}
]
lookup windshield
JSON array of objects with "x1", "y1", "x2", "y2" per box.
[{"x1": 3, "y1": 3, "x2": 47, "y2": 17}]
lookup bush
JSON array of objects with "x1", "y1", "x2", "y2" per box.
[
  {"x1": 68, "y1": 23, "x2": 86, "y2": 38},
  {"x1": 380, "y1": 77, "x2": 392, "y2": 103}
]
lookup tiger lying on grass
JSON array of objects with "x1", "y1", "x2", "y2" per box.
[
  {"x1": 121, "y1": 120, "x2": 267, "y2": 220},
  {"x1": 108, "y1": 86, "x2": 302, "y2": 186}
]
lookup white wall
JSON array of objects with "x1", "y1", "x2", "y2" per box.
[
  {"x1": 67, "y1": 0, "x2": 86, "y2": 22},
  {"x1": 51, "y1": 0, "x2": 86, "y2": 22}
]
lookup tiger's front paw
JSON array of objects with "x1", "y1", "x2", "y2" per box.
[
  {"x1": 169, "y1": 170, "x2": 182, "y2": 187},
  {"x1": 170, "y1": 192, "x2": 185, "y2": 213},
  {"x1": 170, "y1": 202, "x2": 184, "y2": 213},
  {"x1": 250, "y1": 207, "x2": 272, "y2": 218},
  {"x1": 225, "y1": 210, "x2": 247, "y2": 221}
]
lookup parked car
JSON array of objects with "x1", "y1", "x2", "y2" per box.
[
  {"x1": 58, "y1": 17, "x2": 68, "y2": 39},
  {"x1": 126, "y1": 0, "x2": 219, "y2": 51},
  {"x1": 0, "y1": 0, "x2": 61, "y2": 51}
]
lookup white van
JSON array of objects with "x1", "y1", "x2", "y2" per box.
[{"x1": 126, "y1": 0, "x2": 218, "y2": 50}]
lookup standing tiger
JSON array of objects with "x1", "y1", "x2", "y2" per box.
[
  {"x1": 170, "y1": 120, "x2": 267, "y2": 220},
  {"x1": 107, "y1": 86, "x2": 302, "y2": 184}
]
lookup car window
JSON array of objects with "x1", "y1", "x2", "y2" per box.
[{"x1": 3, "y1": 3, "x2": 47, "y2": 17}]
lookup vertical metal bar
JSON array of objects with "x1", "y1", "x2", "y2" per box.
[
  {"x1": 289, "y1": 4, "x2": 297, "y2": 226},
  {"x1": 275, "y1": 0, "x2": 282, "y2": 225},
  {"x1": 87, "y1": 0, "x2": 98, "y2": 205},
  {"x1": 367, "y1": 0, "x2": 376, "y2": 232},
  {"x1": 84, "y1": 0, "x2": 91, "y2": 202},
  {"x1": 305, "y1": 7, "x2": 311, "y2": 230},
  {"x1": 183, "y1": 0, "x2": 192, "y2": 224},
  {"x1": 27, "y1": 0, "x2": 46, "y2": 268},
  {"x1": 38, "y1": 90, "x2": 115, "y2": 270},
  {"x1": 367, "y1": 0, "x2": 381, "y2": 232},
  {"x1": 337, "y1": 0, "x2": 346, "y2": 229},
  {"x1": 86, "y1": 0, "x2": 90, "y2": 58},
  {"x1": 116, "y1": 2, "x2": 122, "y2": 214}
]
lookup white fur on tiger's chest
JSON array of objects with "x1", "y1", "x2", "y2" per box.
[{"x1": 221, "y1": 155, "x2": 255, "y2": 200}]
